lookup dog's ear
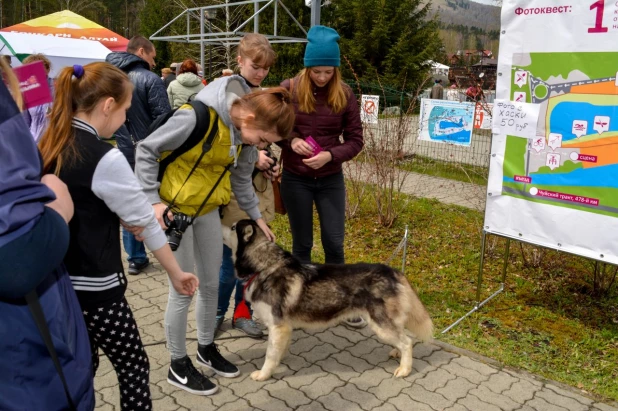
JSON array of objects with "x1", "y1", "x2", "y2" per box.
[{"x1": 241, "y1": 224, "x2": 254, "y2": 243}]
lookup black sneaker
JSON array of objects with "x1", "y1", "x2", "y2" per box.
[
  {"x1": 167, "y1": 356, "x2": 218, "y2": 396},
  {"x1": 196, "y1": 342, "x2": 240, "y2": 378},
  {"x1": 128, "y1": 259, "x2": 150, "y2": 275}
]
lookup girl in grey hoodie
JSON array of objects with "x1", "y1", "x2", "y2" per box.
[{"x1": 135, "y1": 76, "x2": 294, "y2": 396}]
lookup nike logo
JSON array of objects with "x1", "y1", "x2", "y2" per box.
[
  {"x1": 170, "y1": 367, "x2": 188, "y2": 384},
  {"x1": 198, "y1": 352, "x2": 212, "y2": 367}
]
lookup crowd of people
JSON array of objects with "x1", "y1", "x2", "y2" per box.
[
  {"x1": 430, "y1": 78, "x2": 486, "y2": 103},
  {"x1": 0, "y1": 24, "x2": 364, "y2": 410}
]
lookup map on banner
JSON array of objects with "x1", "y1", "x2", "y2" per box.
[
  {"x1": 501, "y1": 52, "x2": 618, "y2": 218},
  {"x1": 484, "y1": 0, "x2": 618, "y2": 264},
  {"x1": 418, "y1": 99, "x2": 475, "y2": 146}
]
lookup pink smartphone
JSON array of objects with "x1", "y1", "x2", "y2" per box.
[{"x1": 305, "y1": 136, "x2": 323, "y2": 157}]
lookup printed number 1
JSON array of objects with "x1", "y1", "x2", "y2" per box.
[{"x1": 589, "y1": 0, "x2": 608, "y2": 33}]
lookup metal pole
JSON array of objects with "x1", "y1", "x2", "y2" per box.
[
  {"x1": 209, "y1": 20, "x2": 212, "y2": 81},
  {"x1": 274, "y1": 0, "x2": 278, "y2": 37},
  {"x1": 475, "y1": 230, "x2": 487, "y2": 303},
  {"x1": 401, "y1": 226, "x2": 408, "y2": 273},
  {"x1": 254, "y1": 1, "x2": 259, "y2": 33},
  {"x1": 310, "y1": 0, "x2": 321, "y2": 27},
  {"x1": 200, "y1": 10, "x2": 205, "y2": 82},
  {"x1": 186, "y1": 12, "x2": 190, "y2": 42},
  {"x1": 501, "y1": 238, "x2": 511, "y2": 283}
]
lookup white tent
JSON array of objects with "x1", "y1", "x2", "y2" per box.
[
  {"x1": 0, "y1": 32, "x2": 111, "y2": 78},
  {"x1": 426, "y1": 60, "x2": 450, "y2": 77}
]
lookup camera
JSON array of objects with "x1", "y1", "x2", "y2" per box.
[
  {"x1": 163, "y1": 208, "x2": 191, "y2": 251},
  {"x1": 264, "y1": 150, "x2": 277, "y2": 171}
]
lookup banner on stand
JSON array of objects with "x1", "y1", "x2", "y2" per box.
[{"x1": 484, "y1": 0, "x2": 618, "y2": 264}]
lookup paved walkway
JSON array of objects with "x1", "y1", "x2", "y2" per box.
[
  {"x1": 343, "y1": 163, "x2": 487, "y2": 211},
  {"x1": 94, "y1": 263, "x2": 618, "y2": 411}
]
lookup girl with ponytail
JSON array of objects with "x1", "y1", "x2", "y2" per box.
[{"x1": 38, "y1": 62, "x2": 199, "y2": 411}]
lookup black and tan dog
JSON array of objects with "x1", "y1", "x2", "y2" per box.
[{"x1": 223, "y1": 219, "x2": 433, "y2": 381}]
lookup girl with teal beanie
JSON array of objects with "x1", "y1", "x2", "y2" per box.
[{"x1": 278, "y1": 25, "x2": 365, "y2": 327}]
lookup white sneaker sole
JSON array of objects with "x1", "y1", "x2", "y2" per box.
[
  {"x1": 343, "y1": 318, "x2": 367, "y2": 329},
  {"x1": 167, "y1": 378, "x2": 218, "y2": 396},
  {"x1": 196, "y1": 353, "x2": 241, "y2": 378}
]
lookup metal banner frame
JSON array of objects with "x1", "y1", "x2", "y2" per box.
[{"x1": 442, "y1": 231, "x2": 510, "y2": 334}]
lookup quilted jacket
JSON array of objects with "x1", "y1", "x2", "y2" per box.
[
  {"x1": 106, "y1": 52, "x2": 171, "y2": 167},
  {"x1": 279, "y1": 77, "x2": 364, "y2": 178}
]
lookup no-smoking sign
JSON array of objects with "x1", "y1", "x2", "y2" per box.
[{"x1": 361, "y1": 95, "x2": 380, "y2": 124}]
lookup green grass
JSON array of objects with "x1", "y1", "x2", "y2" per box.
[
  {"x1": 270, "y1": 192, "x2": 618, "y2": 402},
  {"x1": 397, "y1": 154, "x2": 489, "y2": 186}
]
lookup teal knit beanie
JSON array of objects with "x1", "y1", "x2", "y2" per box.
[{"x1": 304, "y1": 25, "x2": 341, "y2": 67}]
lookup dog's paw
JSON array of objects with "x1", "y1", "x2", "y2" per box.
[
  {"x1": 393, "y1": 366, "x2": 412, "y2": 378},
  {"x1": 251, "y1": 370, "x2": 270, "y2": 381},
  {"x1": 389, "y1": 348, "x2": 400, "y2": 358}
]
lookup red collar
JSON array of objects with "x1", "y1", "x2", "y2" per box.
[{"x1": 243, "y1": 272, "x2": 260, "y2": 293}]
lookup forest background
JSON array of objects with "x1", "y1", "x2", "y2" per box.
[{"x1": 0, "y1": 0, "x2": 500, "y2": 88}]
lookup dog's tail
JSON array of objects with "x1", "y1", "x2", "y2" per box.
[{"x1": 403, "y1": 285, "x2": 433, "y2": 343}]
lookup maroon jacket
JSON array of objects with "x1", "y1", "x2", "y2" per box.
[{"x1": 279, "y1": 77, "x2": 364, "y2": 178}]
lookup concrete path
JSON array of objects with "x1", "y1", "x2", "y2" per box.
[
  {"x1": 343, "y1": 162, "x2": 487, "y2": 211},
  {"x1": 94, "y1": 265, "x2": 618, "y2": 411}
]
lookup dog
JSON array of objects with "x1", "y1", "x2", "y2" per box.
[{"x1": 223, "y1": 219, "x2": 433, "y2": 381}]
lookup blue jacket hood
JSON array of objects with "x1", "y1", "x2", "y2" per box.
[{"x1": 0, "y1": 81, "x2": 55, "y2": 248}]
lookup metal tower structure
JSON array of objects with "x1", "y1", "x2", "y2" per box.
[{"x1": 150, "y1": 0, "x2": 323, "y2": 79}]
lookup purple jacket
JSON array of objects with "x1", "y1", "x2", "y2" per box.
[{"x1": 279, "y1": 77, "x2": 364, "y2": 178}]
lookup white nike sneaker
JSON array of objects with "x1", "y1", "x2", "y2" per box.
[{"x1": 167, "y1": 356, "x2": 218, "y2": 396}]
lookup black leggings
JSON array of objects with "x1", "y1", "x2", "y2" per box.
[
  {"x1": 281, "y1": 170, "x2": 346, "y2": 264},
  {"x1": 83, "y1": 297, "x2": 151, "y2": 411}
]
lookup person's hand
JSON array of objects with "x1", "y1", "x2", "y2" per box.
[
  {"x1": 256, "y1": 150, "x2": 275, "y2": 171},
  {"x1": 302, "y1": 151, "x2": 332, "y2": 170},
  {"x1": 263, "y1": 163, "x2": 281, "y2": 180},
  {"x1": 41, "y1": 174, "x2": 74, "y2": 223},
  {"x1": 255, "y1": 218, "x2": 275, "y2": 242},
  {"x1": 291, "y1": 137, "x2": 314, "y2": 157},
  {"x1": 153, "y1": 203, "x2": 173, "y2": 230},
  {"x1": 169, "y1": 271, "x2": 199, "y2": 296},
  {"x1": 120, "y1": 220, "x2": 146, "y2": 241}
]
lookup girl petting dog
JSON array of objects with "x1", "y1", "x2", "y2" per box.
[
  {"x1": 38, "y1": 62, "x2": 199, "y2": 411},
  {"x1": 135, "y1": 75, "x2": 294, "y2": 395}
]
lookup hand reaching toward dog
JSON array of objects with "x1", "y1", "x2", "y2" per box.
[
  {"x1": 256, "y1": 218, "x2": 275, "y2": 242},
  {"x1": 169, "y1": 271, "x2": 199, "y2": 296}
]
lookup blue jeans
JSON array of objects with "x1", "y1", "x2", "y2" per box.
[
  {"x1": 122, "y1": 228, "x2": 148, "y2": 264},
  {"x1": 217, "y1": 244, "x2": 250, "y2": 317}
]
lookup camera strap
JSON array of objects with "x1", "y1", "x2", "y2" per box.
[
  {"x1": 167, "y1": 112, "x2": 220, "y2": 210},
  {"x1": 190, "y1": 162, "x2": 233, "y2": 224},
  {"x1": 25, "y1": 289, "x2": 77, "y2": 411}
]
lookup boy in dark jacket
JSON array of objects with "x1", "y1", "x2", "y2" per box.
[{"x1": 106, "y1": 36, "x2": 171, "y2": 275}]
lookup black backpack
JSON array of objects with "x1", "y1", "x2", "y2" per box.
[{"x1": 148, "y1": 100, "x2": 215, "y2": 182}]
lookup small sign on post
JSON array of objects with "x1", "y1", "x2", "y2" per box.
[{"x1": 361, "y1": 95, "x2": 379, "y2": 124}]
